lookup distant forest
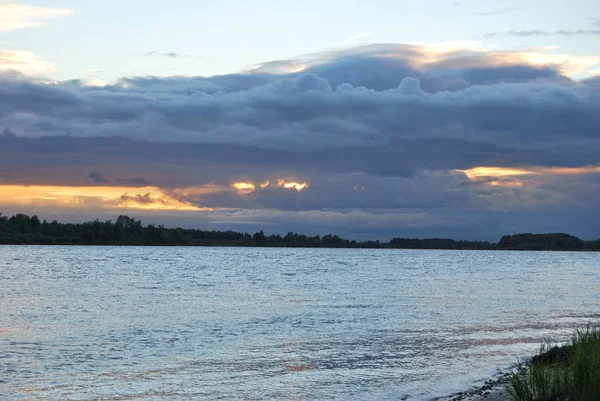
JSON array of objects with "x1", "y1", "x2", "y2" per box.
[{"x1": 1, "y1": 213, "x2": 599, "y2": 251}]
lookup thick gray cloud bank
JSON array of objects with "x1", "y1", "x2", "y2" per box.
[{"x1": 1, "y1": 44, "x2": 599, "y2": 240}]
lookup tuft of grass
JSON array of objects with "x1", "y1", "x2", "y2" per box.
[{"x1": 507, "y1": 326, "x2": 600, "y2": 401}]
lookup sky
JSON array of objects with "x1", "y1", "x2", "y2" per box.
[{"x1": 1, "y1": 0, "x2": 600, "y2": 241}]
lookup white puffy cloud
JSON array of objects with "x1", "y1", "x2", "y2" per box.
[
  {"x1": 0, "y1": 50, "x2": 57, "y2": 76},
  {"x1": 0, "y1": 1, "x2": 73, "y2": 32}
]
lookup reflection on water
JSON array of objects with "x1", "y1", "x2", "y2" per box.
[{"x1": 1, "y1": 247, "x2": 599, "y2": 400}]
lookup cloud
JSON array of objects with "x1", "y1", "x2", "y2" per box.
[
  {"x1": 348, "y1": 32, "x2": 372, "y2": 41},
  {"x1": 84, "y1": 79, "x2": 107, "y2": 87},
  {"x1": 3, "y1": 127, "x2": 15, "y2": 137},
  {"x1": 476, "y1": 7, "x2": 520, "y2": 16},
  {"x1": 246, "y1": 43, "x2": 596, "y2": 82},
  {"x1": 0, "y1": 50, "x2": 57, "y2": 76},
  {"x1": 116, "y1": 177, "x2": 151, "y2": 186},
  {"x1": 89, "y1": 172, "x2": 109, "y2": 184},
  {"x1": 0, "y1": 42, "x2": 599, "y2": 239},
  {"x1": 0, "y1": 1, "x2": 73, "y2": 32},
  {"x1": 88, "y1": 172, "x2": 150, "y2": 186},
  {"x1": 144, "y1": 51, "x2": 203, "y2": 59},
  {"x1": 482, "y1": 29, "x2": 600, "y2": 38}
]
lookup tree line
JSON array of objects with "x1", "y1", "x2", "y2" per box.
[
  {"x1": 0, "y1": 213, "x2": 598, "y2": 250},
  {"x1": 0, "y1": 213, "x2": 369, "y2": 247}
]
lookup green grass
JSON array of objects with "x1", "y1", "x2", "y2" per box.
[{"x1": 507, "y1": 326, "x2": 600, "y2": 401}]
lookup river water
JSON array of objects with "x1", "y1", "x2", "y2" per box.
[{"x1": 1, "y1": 246, "x2": 599, "y2": 400}]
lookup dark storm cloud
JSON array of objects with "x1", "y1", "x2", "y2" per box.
[
  {"x1": 2, "y1": 127, "x2": 16, "y2": 137},
  {"x1": 302, "y1": 56, "x2": 419, "y2": 91},
  {"x1": 4, "y1": 74, "x2": 593, "y2": 157},
  {"x1": 4, "y1": 131, "x2": 596, "y2": 188},
  {"x1": 0, "y1": 134, "x2": 518, "y2": 185},
  {"x1": 88, "y1": 170, "x2": 151, "y2": 186},
  {"x1": 581, "y1": 75, "x2": 600, "y2": 91},
  {"x1": 1, "y1": 43, "x2": 599, "y2": 239},
  {"x1": 456, "y1": 65, "x2": 562, "y2": 84}
]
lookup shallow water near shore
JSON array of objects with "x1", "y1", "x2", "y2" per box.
[{"x1": 1, "y1": 246, "x2": 599, "y2": 400}]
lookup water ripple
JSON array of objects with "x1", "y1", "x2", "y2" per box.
[{"x1": 1, "y1": 246, "x2": 599, "y2": 400}]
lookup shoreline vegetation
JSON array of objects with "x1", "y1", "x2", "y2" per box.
[
  {"x1": 443, "y1": 326, "x2": 600, "y2": 401},
  {"x1": 1, "y1": 213, "x2": 599, "y2": 251},
  {"x1": 506, "y1": 326, "x2": 600, "y2": 401}
]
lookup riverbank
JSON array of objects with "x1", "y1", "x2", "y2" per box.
[
  {"x1": 440, "y1": 326, "x2": 600, "y2": 401},
  {"x1": 463, "y1": 387, "x2": 510, "y2": 401},
  {"x1": 436, "y1": 372, "x2": 511, "y2": 401}
]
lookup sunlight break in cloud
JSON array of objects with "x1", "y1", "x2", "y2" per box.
[
  {"x1": 0, "y1": 1, "x2": 73, "y2": 32},
  {"x1": 461, "y1": 166, "x2": 600, "y2": 180},
  {"x1": 233, "y1": 182, "x2": 256, "y2": 195},
  {"x1": 277, "y1": 180, "x2": 308, "y2": 191},
  {"x1": 232, "y1": 180, "x2": 309, "y2": 194},
  {"x1": 459, "y1": 165, "x2": 600, "y2": 188}
]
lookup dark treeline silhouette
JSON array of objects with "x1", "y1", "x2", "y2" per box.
[
  {"x1": 0, "y1": 213, "x2": 598, "y2": 250},
  {"x1": 497, "y1": 233, "x2": 600, "y2": 251},
  {"x1": 389, "y1": 237, "x2": 493, "y2": 250},
  {"x1": 0, "y1": 213, "x2": 367, "y2": 247}
]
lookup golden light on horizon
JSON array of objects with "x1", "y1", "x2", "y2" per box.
[
  {"x1": 460, "y1": 165, "x2": 600, "y2": 180},
  {"x1": 232, "y1": 179, "x2": 308, "y2": 192},
  {"x1": 0, "y1": 185, "x2": 207, "y2": 212},
  {"x1": 232, "y1": 182, "x2": 256, "y2": 194},
  {"x1": 543, "y1": 166, "x2": 600, "y2": 175},
  {"x1": 459, "y1": 167, "x2": 534, "y2": 180},
  {"x1": 458, "y1": 165, "x2": 600, "y2": 188},
  {"x1": 277, "y1": 180, "x2": 308, "y2": 191},
  {"x1": 489, "y1": 180, "x2": 524, "y2": 187}
]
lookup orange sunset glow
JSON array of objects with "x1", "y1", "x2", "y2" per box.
[
  {"x1": 0, "y1": 185, "x2": 207, "y2": 211},
  {"x1": 1, "y1": 180, "x2": 312, "y2": 212},
  {"x1": 458, "y1": 165, "x2": 600, "y2": 188},
  {"x1": 277, "y1": 180, "x2": 308, "y2": 191},
  {"x1": 459, "y1": 167, "x2": 533, "y2": 180},
  {"x1": 233, "y1": 182, "x2": 256, "y2": 194},
  {"x1": 231, "y1": 179, "x2": 309, "y2": 193},
  {"x1": 460, "y1": 165, "x2": 600, "y2": 180}
]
